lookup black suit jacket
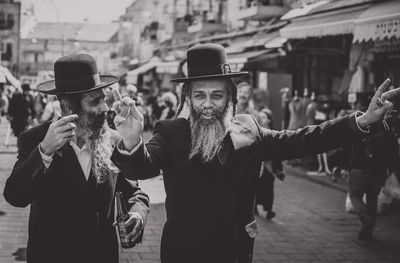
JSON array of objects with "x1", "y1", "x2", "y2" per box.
[
  {"x1": 4, "y1": 122, "x2": 149, "y2": 263},
  {"x1": 112, "y1": 113, "x2": 366, "y2": 263}
]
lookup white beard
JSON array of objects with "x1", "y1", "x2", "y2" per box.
[{"x1": 188, "y1": 103, "x2": 234, "y2": 163}]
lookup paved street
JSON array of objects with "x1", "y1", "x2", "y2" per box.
[{"x1": 0, "y1": 120, "x2": 399, "y2": 263}]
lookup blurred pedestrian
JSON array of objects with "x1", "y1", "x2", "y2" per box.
[
  {"x1": 8, "y1": 84, "x2": 34, "y2": 137},
  {"x1": 159, "y1": 92, "x2": 177, "y2": 120},
  {"x1": 236, "y1": 81, "x2": 258, "y2": 117},
  {"x1": 111, "y1": 43, "x2": 399, "y2": 263},
  {"x1": 343, "y1": 119, "x2": 399, "y2": 241},
  {"x1": 4, "y1": 54, "x2": 149, "y2": 263},
  {"x1": 40, "y1": 95, "x2": 61, "y2": 123},
  {"x1": 255, "y1": 108, "x2": 285, "y2": 220}
]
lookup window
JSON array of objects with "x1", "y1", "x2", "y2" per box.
[
  {"x1": 0, "y1": 43, "x2": 12, "y2": 61},
  {"x1": 0, "y1": 12, "x2": 6, "y2": 28},
  {"x1": 7, "y1": 14, "x2": 14, "y2": 28},
  {"x1": 0, "y1": 12, "x2": 14, "y2": 29}
]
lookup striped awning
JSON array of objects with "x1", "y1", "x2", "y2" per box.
[
  {"x1": 280, "y1": 5, "x2": 369, "y2": 39},
  {"x1": 353, "y1": 0, "x2": 400, "y2": 43}
]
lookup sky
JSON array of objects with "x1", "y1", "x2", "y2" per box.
[{"x1": 21, "y1": 0, "x2": 135, "y2": 23}]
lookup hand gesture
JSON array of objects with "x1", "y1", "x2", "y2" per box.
[
  {"x1": 124, "y1": 212, "x2": 144, "y2": 244},
  {"x1": 227, "y1": 115, "x2": 259, "y2": 150},
  {"x1": 40, "y1": 114, "x2": 78, "y2": 156},
  {"x1": 112, "y1": 87, "x2": 143, "y2": 151},
  {"x1": 112, "y1": 212, "x2": 143, "y2": 245},
  {"x1": 357, "y1": 79, "x2": 400, "y2": 129}
]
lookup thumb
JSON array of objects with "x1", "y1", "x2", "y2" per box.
[{"x1": 380, "y1": 101, "x2": 394, "y2": 114}]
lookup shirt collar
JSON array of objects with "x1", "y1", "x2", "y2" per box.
[{"x1": 70, "y1": 141, "x2": 89, "y2": 153}]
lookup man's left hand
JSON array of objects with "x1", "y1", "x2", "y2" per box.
[
  {"x1": 124, "y1": 212, "x2": 143, "y2": 243},
  {"x1": 356, "y1": 79, "x2": 400, "y2": 129}
]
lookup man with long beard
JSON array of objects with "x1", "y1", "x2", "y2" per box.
[
  {"x1": 111, "y1": 43, "x2": 400, "y2": 263},
  {"x1": 4, "y1": 54, "x2": 149, "y2": 263}
]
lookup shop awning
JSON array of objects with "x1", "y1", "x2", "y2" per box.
[
  {"x1": 228, "y1": 50, "x2": 271, "y2": 71},
  {"x1": 353, "y1": 0, "x2": 400, "y2": 43},
  {"x1": 126, "y1": 60, "x2": 180, "y2": 85},
  {"x1": 280, "y1": 5, "x2": 369, "y2": 39},
  {"x1": 126, "y1": 62, "x2": 157, "y2": 85}
]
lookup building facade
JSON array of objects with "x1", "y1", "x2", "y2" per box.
[
  {"x1": 0, "y1": 0, "x2": 21, "y2": 76},
  {"x1": 19, "y1": 22, "x2": 120, "y2": 86}
]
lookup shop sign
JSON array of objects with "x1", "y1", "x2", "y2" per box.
[
  {"x1": 374, "y1": 19, "x2": 400, "y2": 39},
  {"x1": 354, "y1": 18, "x2": 400, "y2": 43}
]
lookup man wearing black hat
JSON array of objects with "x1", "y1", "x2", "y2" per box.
[
  {"x1": 4, "y1": 54, "x2": 149, "y2": 263},
  {"x1": 111, "y1": 43, "x2": 400, "y2": 263}
]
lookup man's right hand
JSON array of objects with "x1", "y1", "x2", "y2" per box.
[
  {"x1": 40, "y1": 114, "x2": 78, "y2": 156},
  {"x1": 112, "y1": 87, "x2": 143, "y2": 151}
]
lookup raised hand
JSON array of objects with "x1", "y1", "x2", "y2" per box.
[
  {"x1": 40, "y1": 114, "x2": 78, "y2": 156},
  {"x1": 112, "y1": 87, "x2": 143, "y2": 151},
  {"x1": 356, "y1": 79, "x2": 400, "y2": 129}
]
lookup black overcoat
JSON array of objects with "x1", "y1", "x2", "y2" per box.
[
  {"x1": 4, "y1": 122, "x2": 149, "y2": 263},
  {"x1": 112, "y1": 113, "x2": 366, "y2": 263}
]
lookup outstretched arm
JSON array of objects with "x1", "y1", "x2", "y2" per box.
[{"x1": 260, "y1": 79, "x2": 400, "y2": 161}]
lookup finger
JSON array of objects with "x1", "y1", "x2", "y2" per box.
[
  {"x1": 129, "y1": 100, "x2": 141, "y2": 118},
  {"x1": 382, "y1": 87, "x2": 400, "y2": 101},
  {"x1": 112, "y1": 86, "x2": 123, "y2": 102},
  {"x1": 122, "y1": 96, "x2": 134, "y2": 106},
  {"x1": 383, "y1": 101, "x2": 394, "y2": 111},
  {"x1": 227, "y1": 122, "x2": 243, "y2": 134},
  {"x1": 374, "y1": 79, "x2": 391, "y2": 98},
  {"x1": 113, "y1": 101, "x2": 122, "y2": 114},
  {"x1": 126, "y1": 219, "x2": 142, "y2": 240},
  {"x1": 57, "y1": 129, "x2": 75, "y2": 139},
  {"x1": 120, "y1": 103, "x2": 130, "y2": 118},
  {"x1": 57, "y1": 122, "x2": 76, "y2": 133},
  {"x1": 55, "y1": 114, "x2": 78, "y2": 126},
  {"x1": 114, "y1": 115, "x2": 126, "y2": 127},
  {"x1": 55, "y1": 110, "x2": 62, "y2": 119}
]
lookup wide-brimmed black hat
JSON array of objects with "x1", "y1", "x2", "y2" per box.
[
  {"x1": 37, "y1": 54, "x2": 118, "y2": 95},
  {"x1": 170, "y1": 43, "x2": 248, "y2": 82}
]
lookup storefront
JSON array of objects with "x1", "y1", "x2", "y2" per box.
[
  {"x1": 279, "y1": 2, "x2": 371, "y2": 101},
  {"x1": 353, "y1": 0, "x2": 400, "y2": 88}
]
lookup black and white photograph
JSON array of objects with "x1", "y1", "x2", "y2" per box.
[{"x1": 1, "y1": 0, "x2": 400, "y2": 262}]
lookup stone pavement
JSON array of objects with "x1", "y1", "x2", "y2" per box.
[{"x1": 0, "y1": 120, "x2": 400, "y2": 263}]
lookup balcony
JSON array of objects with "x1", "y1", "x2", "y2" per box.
[{"x1": 237, "y1": 4, "x2": 288, "y2": 21}]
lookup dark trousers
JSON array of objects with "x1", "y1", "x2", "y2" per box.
[
  {"x1": 160, "y1": 234, "x2": 254, "y2": 263},
  {"x1": 348, "y1": 168, "x2": 387, "y2": 225},
  {"x1": 256, "y1": 171, "x2": 275, "y2": 212}
]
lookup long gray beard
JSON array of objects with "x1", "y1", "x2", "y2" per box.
[
  {"x1": 89, "y1": 126, "x2": 120, "y2": 184},
  {"x1": 76, "y1": 114, "x2": 120, "y2": 184},
  {"x1": 189, "y1": 105, "x2": 232, "y2": 163}
]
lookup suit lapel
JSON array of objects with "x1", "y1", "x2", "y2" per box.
[{"x1": 63, "y1": 145, "x2": 88, "y2": 185}]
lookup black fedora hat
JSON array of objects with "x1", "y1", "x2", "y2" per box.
[
  {"x1": 37, "y1": 54, "x2": 118, "y2": 95},
  {"x1": 170, "y1": 43, "x2": 248, "y2": 83}
]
